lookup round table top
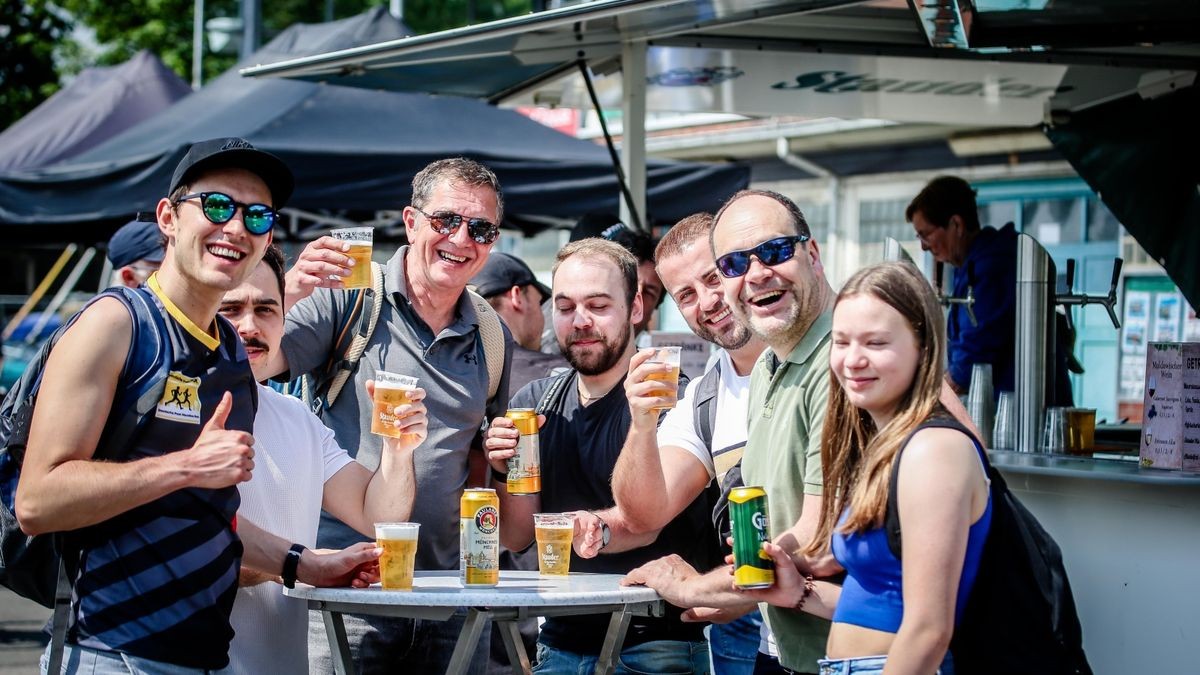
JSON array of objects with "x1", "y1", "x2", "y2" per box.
[{"x1": 283, "y1": 570, "x2": 662, "y2": 608}]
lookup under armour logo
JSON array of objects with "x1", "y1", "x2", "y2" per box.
[
  {"x1": 221, "y1": 138, "x2": 254, "y2": 150},
  {"x1": 464, "y1": 353, "x2": 478, "y2": 365}
]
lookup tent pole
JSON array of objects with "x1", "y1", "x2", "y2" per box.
[
  {"x1": 619, "y1": 40, "x2": 647, "y2": 233},
  {"x1": 27, "y1": 247, "x2": 96, "y2": 344},
  {"x1": 2, "y1": 244, "x2": 77, "y2": 341},
  {"x1": 576, "y1": 60, "x2": 645, "y2": 234}
]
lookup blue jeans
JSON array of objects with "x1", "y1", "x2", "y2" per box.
[
  {"x1": 817, "y1": 653, "x2": 953, "y2": 675},
  {"x1": 42, "y1": 644, "x2": 231, "y2": 675},
  {"x1": 708, "y1": 611, "x2": 764, "y2": 675},
  {"x1": 533, "y1": 639, "x2": 710, "y2": 675},
  {"x1": 308, "y1": 611, "x2": 490, "y2": 675}
]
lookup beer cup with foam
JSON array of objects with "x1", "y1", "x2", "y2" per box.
[
  {"x1": 375, "y1": 522, "x2": 419, "y2": 590},
  {"x1": 533, "y1": 513, "x2": 574, "y2": 577},
  {"x1": 645, "y1": 346, "x2": 682, "y2": 410},
  {"x1": 330, "y1": 226, "x2": 374, "y2": 289},
  {"x1": 371, "y1": 372, "x2": 419, "y2": 441}
]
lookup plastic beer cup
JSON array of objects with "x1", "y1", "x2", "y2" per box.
[
  {"x1": 533, "y1": 513, "x2": 574, "y2": 577},
  {"x1": 331, "y1": 226, "x2": 374, "y2": 289},
  {"x1": 375, "y1": 522, "x2": 419, "y2": 590},
  {"x1": 371, "y1": 372, "x2": 419, "y2": 441},
  {"x1": 645, "y1": 346, "x2": 682, "y2": 410}
]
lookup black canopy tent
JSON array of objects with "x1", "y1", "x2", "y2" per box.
[
  {"x1": 0, "y1": 7, "x2": 748, "y2": 243},
  {"x1": 0, "y1": 51, "x2": 191, "y2": 173}
]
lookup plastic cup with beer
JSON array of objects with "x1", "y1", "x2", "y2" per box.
[
  {"x1": 374, "y1": 522, "x2": 419, "y2": 590},
  {"x1": 645, "y1": 346, "x2": 682, "y2": 410},
  {"x1": 371, "y1": 371, "x2": 419, "y2": 442},
  {"x1": 533, "y1": 513, "x2": 574, "y2": 577},
  {"x1": 1064, "y1": 408, "x2": 1096, "y2": 456},
  {"x1": 330, "y1": 226, "x2": 374, "y2": 289}
]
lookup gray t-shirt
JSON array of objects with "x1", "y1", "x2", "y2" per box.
[{"x1": 281, "y1": 246, "x2": 512, "y2": 571}]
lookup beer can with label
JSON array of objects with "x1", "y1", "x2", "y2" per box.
[
  {"x1": 730, "y1": 486, "x2": 775, "y2": 589},
  {"x1": 460, "y1": 488, "x2": 500, "y2": 587},
  {"x1": 505, "y1": 408, "x2": 541, "y2": 495}
]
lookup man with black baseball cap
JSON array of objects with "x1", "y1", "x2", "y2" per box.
[
  {"x1": 471, "y1": 252, "x2": 568, "y2": 412},
  {"x1": 18, "y1": 137, "x2": 378, "y2": 674}
]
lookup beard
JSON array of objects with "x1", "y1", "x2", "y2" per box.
[
  {"x1": 561, "y1": 323, "x2": 632, "y2": 376},
  {"x1": 692, "y1": 305, "x2": 753, "y2": 351}
]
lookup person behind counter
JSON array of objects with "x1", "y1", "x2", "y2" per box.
[{"x1": 907, "y1": 175, "x2": 1074, "y2": 404}]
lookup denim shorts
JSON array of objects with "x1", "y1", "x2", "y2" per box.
[{"x1": 817, "y1": 653, "x2": 951, "y2": 675}]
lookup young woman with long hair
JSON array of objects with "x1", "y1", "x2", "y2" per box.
[{"x1": 747, "y1": 261, "x2": 992, "y2": 674}]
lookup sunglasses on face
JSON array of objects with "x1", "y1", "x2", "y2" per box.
[
  {"x1": 175, "y1": 192, "x2": 277, "y2": 235},
  {"x1": 414, "y1": 206, "x2": 499, "y2": 245},
  {"x1": 715, "y1": 234, "x2": 811, "y2": 278}
]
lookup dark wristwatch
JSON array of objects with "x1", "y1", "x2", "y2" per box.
[
  {"x1": 592, "y1": 512, "x2": 611, "y2": 550},
  {"x1": 282, "y1": 543, "x2": 307, "y2": 589}
]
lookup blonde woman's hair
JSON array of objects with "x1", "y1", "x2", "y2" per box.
[{"x1": 804, "y1": 261, "x2": 948, "y2": 556}]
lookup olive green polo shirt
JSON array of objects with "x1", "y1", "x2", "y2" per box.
[{"x1": 742, "y1": 310, "x2": 833, "y2": 672}]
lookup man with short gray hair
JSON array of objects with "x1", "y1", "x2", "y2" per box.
[{"x1": 275, "y1": 157, "x2": 514, "y2": 674}]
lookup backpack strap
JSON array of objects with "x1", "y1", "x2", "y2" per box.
[
  {"x1": 692, "y1": 359, "x2": 722, "y2": 452},
  {"x1": 884, "y1": 414, "x2": 983, "y2": 560},
  {"x1": 468, "y1": 289, "x2": 506, "y2": 403},
  {"x1": 46, "y1": 559, "x2": 70, "y2": 674},
  {"x1": 535, "y1": 370, "x2": 573, "y2": 416},
  {"x1": 323, "y1": 261, "x2": 385, "y2": 408}
]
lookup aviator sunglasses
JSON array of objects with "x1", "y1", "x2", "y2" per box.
[
  {"x1": 715, "y1": 234, "x2": 811, "y2": 278},
  {"x1": 174, "y1": 192, "x2": 278, "y2": 235},
  {"x1": 414, "y1": 206, "x2": 500, "y2": 245}
]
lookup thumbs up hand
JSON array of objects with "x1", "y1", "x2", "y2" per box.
[{"x1": 177, "y1": 391, "x2": 256, "y2": 489}]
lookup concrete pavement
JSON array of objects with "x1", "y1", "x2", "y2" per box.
[{"x1": 0, "y1": 587, "x2": 49, "y2": 673}]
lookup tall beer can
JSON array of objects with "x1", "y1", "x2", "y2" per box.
[
  {"x1": 505, "y1": 408, "x2": 541, "y2": 494},
  {"x1": 730, "y1": 486, "x2": 775, "y2": 589},
  {"x1": 460, "y1": 488, "x2": 500, "y2": 587}
]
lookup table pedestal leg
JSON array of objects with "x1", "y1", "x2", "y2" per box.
[
  {"x1": 497, "y1": 619, "x2": 532, "y2": 675},
  {"x1": 446, "y1": 608, "x2": 489, "y2": 675},
  {"x1": 322, "y1": 610, "x2": 354, "y2": 675},
  {"x1": 594, "y1": 607, "x2": 633, "y2": 675}
]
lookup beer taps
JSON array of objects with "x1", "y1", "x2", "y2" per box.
[
  {"x1": 1056, "y1": 257, "x2": 1124, "y2": 331},
  {"x1": 935, "y1": 260, "x2": 978, "y2": 327}
]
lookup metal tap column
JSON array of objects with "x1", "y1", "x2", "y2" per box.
[{"x1": 1015, "y1": 233, "x2": 1051, "y2": 452}]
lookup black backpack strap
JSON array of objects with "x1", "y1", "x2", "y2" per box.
[
  {"x1": 885, "y1": 415, "x2": 983, "y2": 560},
  {"x1": 535, "y1": 371, "x2": 573, "y2": 416},
  {"x1": 691, "y1": 360, "x2": 722, "y2": 452}
]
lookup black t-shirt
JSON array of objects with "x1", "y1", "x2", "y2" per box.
[{"x1": 511, "y1": 370, "x2": 718, "y2": 655}]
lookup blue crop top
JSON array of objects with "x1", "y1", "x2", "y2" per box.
[{"x1": 830, "y1": 425, "x2": 992, "y2": 634}]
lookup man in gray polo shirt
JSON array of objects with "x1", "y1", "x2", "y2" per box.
[{"x1": 276, "y1": 158, "x2": 513, "y2": 674}]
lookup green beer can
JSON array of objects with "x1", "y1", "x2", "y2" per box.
[{"x1": 730, "y1": 486, "x2": 774, "y2": 589}]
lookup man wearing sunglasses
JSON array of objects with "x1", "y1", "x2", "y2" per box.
[
  {"x1": 16, "y1": 137, "x2": 382, "y2": 674},
  {"x1": 277, "y1": 157, "x2": 513, "y2": 675}
]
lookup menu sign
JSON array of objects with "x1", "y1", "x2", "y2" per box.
[{"x1": 1140, "y1": 342, "x2": 1200, "y2": 471}]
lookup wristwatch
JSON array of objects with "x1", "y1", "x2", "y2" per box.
[
  {"x1": 591, "y1": 512, "x2": 612, "y2": 550},
  {"x1": 282, "y1": 543, "x2": 307, "y2": 589}
]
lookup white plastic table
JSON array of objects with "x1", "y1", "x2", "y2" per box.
[{"x1": 284, "y1": 570, "x2": 664, "y2": 675}]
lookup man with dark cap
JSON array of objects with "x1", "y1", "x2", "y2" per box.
[
  {"x1": 16, "y1": 137, "x2": 381, "y2": 674},
  {"x1": 471, "y1": 252, "x2": 568, "y2": 393},
  {"x1": 106, "y1": 217, "x2": 165, "y2": 288}
]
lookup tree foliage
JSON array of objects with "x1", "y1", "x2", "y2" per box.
[{"x1": 0, "y1": 0, "x2": 71, "y2": 130}]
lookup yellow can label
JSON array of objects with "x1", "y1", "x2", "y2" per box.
[{"x1": 460, "y1": 491, "x2": 499, "y2": 587}]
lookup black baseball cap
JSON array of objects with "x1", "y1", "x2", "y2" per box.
[
  {"x1": 169, "y1": 137, "x2": 294, "y2": 208},
  {"x1": 470, "y1": 252, "x2": 551, "y2": 303},
  {"x1": 107, "y1": 217, "x2": 165, "y2": 268}
]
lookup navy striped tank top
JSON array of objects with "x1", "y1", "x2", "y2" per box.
[{"x1": 69, "y1": 276, "x2": 257, "y2": 669}]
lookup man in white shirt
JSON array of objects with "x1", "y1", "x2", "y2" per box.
[
  {"x1": 218, "y1": 245, "x2": 427, "y2": 674},
  {"x1": 575, "y1": 213, "x2": 784, "y2": 674}
]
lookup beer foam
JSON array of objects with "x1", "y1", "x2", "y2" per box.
[
  {"x1": 375, "y1": 522, "x2": 419, "y2": 540},
  {"x1": 375, "y1": 372, "x2": 418, "y2": 390}
]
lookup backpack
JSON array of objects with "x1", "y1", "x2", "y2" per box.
[
  {"x1": 690, "y1": 360, "x2": 742, "y2": 554},
  {"x1": 884, "y1": 416, "x2": 1092, "y2": 675},
  {"x1": 0, "y1": 286, "x2": 173, "y2": 672},
  {"x1": 301, "y1": 261, "x2": 506, "y2": 411}
]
